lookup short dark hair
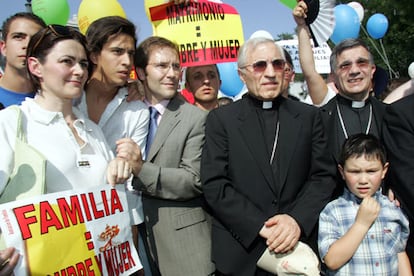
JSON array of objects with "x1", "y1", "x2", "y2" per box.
[
  {"x1": 85, "y1": 16, "x2": 137, "y2": 55},
  {"x1": 283, "y1": 49, "x2": 293, "y2": 68},
  {"x1": 218, "y1": 96, "x2": 233, "y2": 107},
  {"x1": 26, "y1": 25, "x2": 88, "y2": 91},
  {"x1": 1, "y1": 12, "x2": 46, "y2": 41},
  {"x1": 330, "y1": 38, "x2": 374, "y2": 72},
  {"x1": 135, "y1": 36, "x2": 179, "y2": 70},
  {"x1": 338, "y1": 133, "x2": 387, "y2": 167}
]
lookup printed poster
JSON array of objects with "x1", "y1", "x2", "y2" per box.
[
  {"x1": 0, "y1": 185, "x2": 141, "y2": 275},
  {"x1": 146, "y1": 0, "x2": 244, "y2": 67},
  {"x1": 277, "y1": 39, "x2": 332, "y2": 74}
]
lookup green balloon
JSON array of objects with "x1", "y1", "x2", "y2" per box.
[
  {"x1": 279, "y1": 0, "x2": 297, "y2": 9},
  {"x1": 32, "y1": 0, "x2": 70, "y2": 25}
]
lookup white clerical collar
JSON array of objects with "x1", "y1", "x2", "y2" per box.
[
  {"x1": 262, "y1": 101, "x2": 273, "y2": 109},
  {"x1": 351, "y1": 101, "x2": 366, "y2": 108}
]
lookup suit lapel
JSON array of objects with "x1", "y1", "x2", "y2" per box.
[
  {"x1": 237, "y1": 100, "x2": 277, "y2": 194},
  {"x1": 321, "y1": 98, "x2": 341, "y2": 162},
  {"x1": 275, "y1": 101, "x2": 301, "y2": 197},
  {"x1": 147, "y1": 96, "x2": 181, "y2": 161}
]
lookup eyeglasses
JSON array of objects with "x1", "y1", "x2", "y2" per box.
[
  {"x1": 337, "y1": 59, "x2": 371, "y2": 72},
  {"x1": 31, "y1": 25, "x2": 72, "y2": 55},
  {"x1": 148, "y1": 62, "x2": 181, "y2": 73},
  {"x1": 241, "y1": 59, "x2": 285, "y2": 73}
]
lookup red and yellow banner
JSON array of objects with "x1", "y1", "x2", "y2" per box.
[
  {"x1": 146, "y1": 0, "x2": 244, "y2": 67},
  {"x1": 0, "y1": 185, "x2": 141, "y2": 275}
]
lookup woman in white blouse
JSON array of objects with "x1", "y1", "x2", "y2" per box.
[{"x1": 0, "y1": 25, "x2": 132, "y2": 272}]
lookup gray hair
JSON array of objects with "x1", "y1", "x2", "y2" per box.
[{"x1": 237, "y1": 37, "x2": 285, "y2": 68}]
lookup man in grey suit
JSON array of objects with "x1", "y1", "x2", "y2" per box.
[{"x1": 133, "y1": 36, "x2": 214, "y2": 276}]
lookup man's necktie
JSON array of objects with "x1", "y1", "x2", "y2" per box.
[{"x1": 145, "y1": 106, "x2": 159, "y2": 159}]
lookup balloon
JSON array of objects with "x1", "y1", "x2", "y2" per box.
[
  {"x1": 217, "y1": 62, "x2": 244, "y2": 97},
  {"x1": 330, "y1": 4, "x2": 360, "y2": 45},
  {"x1": 347, "y1": 1, "x2": 364, "y2": 22},
  {"x1": 32, "y1": 0, "x2": 70, "y2": 25},
  {"x1": 366, "y1": 13, "x2": 389, "y2": 39},
  {"x1": 408, "y1": 62, "x2": 414, "y2": 79},
  {"x1": 78, "y1": 0, "x2": 127, "y2": 34}
]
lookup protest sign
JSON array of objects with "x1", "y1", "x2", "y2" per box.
[
  {"x1": 146, "y1": 0, "x2": 244, "y2": 67},
  {"x1": 0, "y1": 185, "x2": 141, "y2": 275},
  {"x1": 277, "y1": 39, "x2": 332, "y2": 74}
]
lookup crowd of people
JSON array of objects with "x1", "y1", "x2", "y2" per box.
[{"x1": 0, "y1": 0, "x2": 413, "y2": 275}]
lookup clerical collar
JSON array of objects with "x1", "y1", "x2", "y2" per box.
[
  {"x1": 337, "y1": 94, "x2": 370, "y2": 109},
  {"x1": 244, "y1": 93, "x2": 283, "y2": 110}
]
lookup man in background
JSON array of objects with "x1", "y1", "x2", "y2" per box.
[
  {"x1": 185, "y1": 64, "x2": 221, "y2": 111},
  {"x1": 0, "y1": 12, "x2": 45, "y2": 107}
]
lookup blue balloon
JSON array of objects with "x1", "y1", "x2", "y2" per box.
[
  {"x1": 367, "y1": 13, "x2": 389, "y2": 39},
  {"x1": 330, "y1": 4, "x2": 360, "y2": 45},
  {"x1": 217, "y1": 62, "x2": 244, "y2": 97}
]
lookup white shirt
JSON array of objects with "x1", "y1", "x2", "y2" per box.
[
  {"x1": 0, "y1": 98, "x2": 113, "y2": 194},
  {"x1": 77, "y1": 87, "x2": 150, "y2": 224}
]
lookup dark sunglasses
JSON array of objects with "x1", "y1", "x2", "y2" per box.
[
  {"x1": 31, "y1": 25, "x2": 72, "y2": 54},
  {"x1": 241, "y1": 59, "x2": 285, "y2": 73}
]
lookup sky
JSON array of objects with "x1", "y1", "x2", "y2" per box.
[{"x1": 0, "y1": 0, "x2": 297, "y2": 43}]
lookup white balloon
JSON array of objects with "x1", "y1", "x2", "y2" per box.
[
  {"x1": 347, "y1": 1, "x2": 364, "y2": 22},
  {"x1": 408, "y1": 62, "x2": 414, "y2": 79}
]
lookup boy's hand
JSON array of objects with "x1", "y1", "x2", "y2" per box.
[{"x1": 355, "y1": 196, "x2": 380, "y2": 229}]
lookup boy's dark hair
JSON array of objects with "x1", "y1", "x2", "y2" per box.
[
  {"x1": 85, "y1": 16, "x2": 137, "y2": 55},
  {"x1": 338, "y1": 133, "x2": 387, "y2": 166},
  {"x1": 1, "y1": 12, "x2": 46, "y2": 41}
]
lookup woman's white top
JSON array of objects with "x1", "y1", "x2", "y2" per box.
[{"x1": 0, "y1": 98, "x2": 113, "y2": 194}]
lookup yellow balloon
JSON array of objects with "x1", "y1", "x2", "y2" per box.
[{"x1": 78, "y1": 0, "x2": 127, "y2": 34}]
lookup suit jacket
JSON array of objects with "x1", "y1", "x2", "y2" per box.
[
  {"x1": 382, "y1": 94, "x2": 414, "y2": 252},
  {"x1": 201, "y1": 95, "x2": 336, "y2": 275},
  {"x1": 133, "y1": 95, "x2": 214, "y2": 276},
  {"x1": 320, "y1": 95, "x2": 386, "y2": 197}
]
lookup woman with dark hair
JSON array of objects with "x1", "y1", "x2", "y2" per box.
[{"x1": 0, "y1": 25, "x2": 132, "y2": 273}]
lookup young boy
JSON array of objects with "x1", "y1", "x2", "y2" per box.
[{"x1": 318, "y1": 133, "x2": 412, "y2": 275}]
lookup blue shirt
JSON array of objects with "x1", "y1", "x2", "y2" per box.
[
  {"x1": 0, "y1": 86, "x2": 35, "y2": 107},
  {"x1": 318, "y1": 188, "x2": 409, "y2": 275}
]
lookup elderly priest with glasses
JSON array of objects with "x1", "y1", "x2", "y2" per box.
[{"x1": 201, "y1": 36, "x2": 336, "y2": 276}]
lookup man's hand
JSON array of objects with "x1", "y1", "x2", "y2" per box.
[
  {"x1": 355, "y1": 196, "x2": 380, "y2": 229},
  {"x1": 0, "y1": 247, "x2": 19, "y2": 276},
  {"x1": 116, "y1": 138, "x2": 143, "y2": 176},
  {"x1": 387, "y1": 188, "x2": 401, "y2": 207},
  {"x1": 107, "y1": 157, "x2": 132, "y2": 186},
  {"x1": 259, "y1": 214, "x2": 301, "y2": 253},
  {"x1": 293, "y1": 1, "x2": 308, "y2": 26}
]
